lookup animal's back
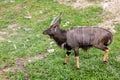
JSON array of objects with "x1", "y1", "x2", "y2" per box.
[{"x1": 66, "y1": 27, "x2": 113, "y2": 48}]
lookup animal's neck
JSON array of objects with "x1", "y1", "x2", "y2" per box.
[{"x1": 52, "y1": 29, "x2": 67, "y2": 46}]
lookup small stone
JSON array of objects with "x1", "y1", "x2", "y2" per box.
[
  {"x1": 7, "y1": 40, "x2": 12, "y2": 43},
  {"x1": 63, "y1": 21, "x2": 70, "y2": 27},
  {"x1": 28, "y1": 60, "x2": 32, "y2": 62},
  {"x1": 47, "y1": 49, "x2": 55, "y2": 53},
  {"x1": 50, "y1": 41, "x2": 54, "y2": 45},
  {"x1": 24, "y1": 15, "x2": 32, "y2": 19},
  {"x1": 39, "y1": 10, "x2": 43, "y2": 14}
]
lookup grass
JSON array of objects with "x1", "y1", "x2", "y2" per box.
[
  {"x1": 87, "y1": 0, "x2": 103, "y2": 2},
  {"x1": 0, "y1": 0, "x2": 120, "y2": 80}
]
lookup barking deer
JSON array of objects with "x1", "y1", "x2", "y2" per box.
[{"x1": 43, "y1": 13, "x2": 113, "y2": 69}]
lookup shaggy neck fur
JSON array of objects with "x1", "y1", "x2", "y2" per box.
[{"x1": 51, "y1": 29, "x2": 67, "y2": 47}]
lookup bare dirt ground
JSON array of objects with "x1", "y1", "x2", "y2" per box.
[
  {"x1": 0, "y1": 24, "x2": 20, "y2": 42},
  {"x1": 0, "y1": 53, "x2": 47, "y2": 75},
  {"x1": 57, "y1": 0, "x2": 120, "y2": 33}
]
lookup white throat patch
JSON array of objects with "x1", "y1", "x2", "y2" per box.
[
  {"x1": 55, "y1": 28, "x2": 57, "y2": 32},
  {"x1": 61, "y1": 42, "x2": 66, "y2": 49}
]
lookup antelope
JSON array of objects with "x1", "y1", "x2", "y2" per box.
[{"x1": 43, "y1": 13, "x2": 113, "y2": 69}]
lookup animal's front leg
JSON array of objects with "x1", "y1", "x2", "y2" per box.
[
  {"x1": 63, "y1": 50, "x2": 71, "y2": 64},
  {"x1": 74, "y1": 48, "x2": 80, "y2": 69}
]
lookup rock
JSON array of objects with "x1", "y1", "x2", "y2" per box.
[
  {"x1": 24, "y1": 15, "x2": 32, "y2": 19},
  {"x1": 39, "y1": 10, "x2": 43, "y2": 14},
  {"x1": 47, "y1": 49, "x2": 55, "y2": 53}
]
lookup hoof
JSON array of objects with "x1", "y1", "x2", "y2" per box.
[
  {"x1": 103, "y1": 61, "x2": 107, "y2": 64},
  {"x1": 76, "y1": 68, "x2": 80, "y2": 70},
  {"x1": 63, "y1": 63, "x2": 67, "y2": 65}
]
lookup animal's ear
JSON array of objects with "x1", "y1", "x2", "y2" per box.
[{"x1": 50, "y1": 12, "x2": 62, "y2": 27}]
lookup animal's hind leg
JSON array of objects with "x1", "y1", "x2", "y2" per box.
[
  {"x1": 94, "y1": 43, "x2": 110, "y2": 62},
  {"x1": 103, "y1": 48, "x2": 110, "y2": 62}
]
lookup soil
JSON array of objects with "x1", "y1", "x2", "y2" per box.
[
  {"x1": 0, "y1": 54, "x2": 47, "y2": 75},
  {"x1": 0, "y1": 24, "x2": 20, "y2": 42}
]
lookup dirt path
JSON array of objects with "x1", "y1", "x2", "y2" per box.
[{"x1": 0, "y1": 53, "x2": 47, "y2": 75}]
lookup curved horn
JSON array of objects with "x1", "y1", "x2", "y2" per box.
[{"x1": 50, "y1": 12, "x2": 62, "y2": 26}]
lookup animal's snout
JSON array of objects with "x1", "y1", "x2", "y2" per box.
[{"x1": 43, "y1": 30, "x2": 47, "y2": 35}]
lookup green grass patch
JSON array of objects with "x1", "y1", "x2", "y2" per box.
[{"x1": 0, "y1": 0, "x2": 119, "y2": 80}]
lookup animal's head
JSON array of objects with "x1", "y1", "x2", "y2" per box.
[{"x1": 43, "y1": 12, "x2": 62, "y2": 36}]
